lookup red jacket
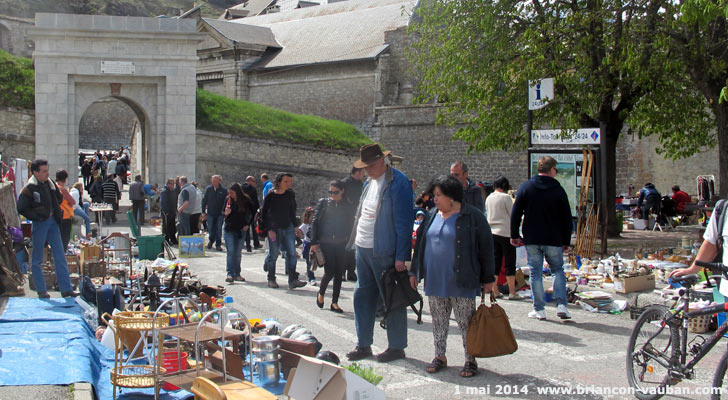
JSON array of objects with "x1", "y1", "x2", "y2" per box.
[{"x1": 672, "y1": 190, "x2": 690, "y2": 212}]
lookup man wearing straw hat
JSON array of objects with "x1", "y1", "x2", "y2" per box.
[{"x1": 346, "y1": 143, "x2": 414, "y2": 363}]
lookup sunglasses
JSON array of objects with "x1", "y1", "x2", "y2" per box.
[{"x1": 329, "y1": 190, "x2": 341, "y2": 195}]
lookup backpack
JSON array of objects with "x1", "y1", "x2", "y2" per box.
[{"x1": 379, "y1": 268, "x2": 423, "y2": 329}]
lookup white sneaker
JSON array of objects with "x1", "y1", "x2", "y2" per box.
[
  {"x1": 557, "y1": 304, "x2": 572, "y2": 320},
  {"x1": 309, "y1": 280, "x2": 319, "y2": 287},
  {"x1": 528, "y1": 310, "x2": 546, "y2": 320}
]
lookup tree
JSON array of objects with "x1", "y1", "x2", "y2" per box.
[
  {"x1": 408, "y1": 0, "x2": 714, "y2": 237},
  {"x1": 658, "y1": 0, "x2": 728, "y2": 199}
]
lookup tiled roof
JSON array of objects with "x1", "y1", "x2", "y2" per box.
[
  {"x1": 227, "y1": 0, "x2": 277, "y2": 17},
  {"x1": 237, "y1": 0, "x2": 417, "y2": 69},
  {"x1": 203, "y1": 18, "x2": 281, "y2": 48}
]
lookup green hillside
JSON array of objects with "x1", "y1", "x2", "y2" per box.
[
  {"x1": 0, "y1": 50, "x2": 34, "y2": 109},
  {"x1": 196, "y1": 89, "x2": 372, "y2": 151},
  {"x1": 0, "y1": 0, "x2": 238, "y2": 19}
]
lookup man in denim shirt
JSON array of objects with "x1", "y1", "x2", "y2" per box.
[{"x1": 346, "y1": 144, "x2": 414, "y2": 363}]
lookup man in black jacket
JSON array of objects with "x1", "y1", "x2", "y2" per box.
[
  {"x1": 160, "y1": 179, "x2": 179, "y2": 245},
  {"x1": 242, "y1": 176, "x2": 262, "y2": 252},
  {"x1": 201, "y1": 175, "x2": 227, "y2": 251},
  {"x1": 510, "y1": 156, "x2": 573, "y2": 321},
  {"x1": 16, "y1": 159, "x2": 77, "y2": 298}
]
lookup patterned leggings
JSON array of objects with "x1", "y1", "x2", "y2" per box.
[{"x1": 428, "y1": 296, "x2": 476, "y2": 363}]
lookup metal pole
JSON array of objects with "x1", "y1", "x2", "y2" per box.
[
  {"x1": 527, "y1": 110, "x2": 533, "y2": 148},
  {"x1": 599, "y1": 121, "x2": 608, "y2": 256}
]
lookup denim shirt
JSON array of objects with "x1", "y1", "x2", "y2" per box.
[{"x1": 347, "y1": 166, "x2": 414, "y2": 262}]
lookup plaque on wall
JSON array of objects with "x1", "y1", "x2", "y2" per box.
[{"x1": 101, "y1": 61, "x2": 135, "y2": 75}]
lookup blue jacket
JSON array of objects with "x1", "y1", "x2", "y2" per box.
[
  {"x1": 637, "y1": 183, "x2": 661, "y2": 207},
  {"x1": 347, "y1": 166, "x2": 414, "y2": 262},
  {"x1": 202, "y1": 184, "x2": 228, "y2": 216},
  {"x1": 411, "y1": 204, "x2": 496, "y2": 288}
]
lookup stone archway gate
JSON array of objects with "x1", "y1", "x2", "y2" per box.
[{"x1": 28, "y1": 13, "x2": 203, "y2": 185}]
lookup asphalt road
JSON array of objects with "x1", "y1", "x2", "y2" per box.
[{"x1": 183, "y1": 246, "x2": 723, "y2": 400}]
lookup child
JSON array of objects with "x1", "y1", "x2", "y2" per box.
[{"x1": 299, "y1": 207, "x2": 316, "y2": 286}]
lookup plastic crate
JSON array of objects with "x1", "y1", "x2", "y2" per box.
[{"x1": 136, "y1": 235, "x2": 164, "y2": 260}]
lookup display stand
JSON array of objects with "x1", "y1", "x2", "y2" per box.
[
  {"x1": 152, "y1": 301, "x2": 252, "y2": 395},
  {"x1": 89, "y1": 203, "x2": 113, "y2": 237},
  {"x1": 100, "y1": 232, "x2": 132, "y2": 281},
  {"x1": 110, "y1": 311, "x2": 170, "y2": 400}
]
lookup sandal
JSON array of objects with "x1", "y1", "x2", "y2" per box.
[
  {"x1": 460, "y1": 361, "x2": 478, "y2": 378},
  {"x1": 426, "y1": 357, "x2": 447, "y2": 373}
]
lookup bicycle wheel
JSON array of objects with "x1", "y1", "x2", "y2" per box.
[
  {"x1": 711, "y1": 350, "x2": 728, "y2": 399},
  {"x1": 626, "y1": 305, "x2": 681, "y2": 399}
]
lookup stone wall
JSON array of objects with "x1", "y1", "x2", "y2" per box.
[
  {"x1": 614, "y1": 132, "x2": 720, "y2": 198},
  {"x1": 78, "y1": 98, "x2": 137, "y2": 150},
  {"x1": 247, "y1": 61, "x2": 378, "y2": 134},
  {"x1": 0, "y1": 15, "x2": 34, "y2": 57},
  {"x1": 374, "y1": 104, "x2": 529, "y2": 192},
  {"x1": 0, "y1": 106, "x2": 35, "y2": 163},
  {"x1": 195, "y1": 130, "x2": 359, "y2": 211},
  {"x1": 374, "y1": 104, "x2": 722, "y2": 199}
]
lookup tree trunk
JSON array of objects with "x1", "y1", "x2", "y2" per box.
[
  {"x1": 604, "y1": 125, "x2": 620, "y2": 237},
  {"x1": 715, "y1": 104, "x2": 728, "y2": 199}
]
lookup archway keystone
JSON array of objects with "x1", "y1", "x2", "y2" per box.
[{"x1": 28, "y1": 13, "x2": 204, "y2": 185}]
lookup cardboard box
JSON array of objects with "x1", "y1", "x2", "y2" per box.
[
  {"x1": 614, "y1": 273, "x2": 656, "y2": 294},
  {"x1": 284, "y1": 354, "x2": 385, "y2": 400}
]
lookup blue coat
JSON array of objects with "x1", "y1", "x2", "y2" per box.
[{"x1": 347, "y1": 166, "x2": 414, "y2": 262}]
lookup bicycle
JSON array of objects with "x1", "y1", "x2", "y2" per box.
[{"x1": 626, "y1": 261, "x2": 728, "y2": 399}]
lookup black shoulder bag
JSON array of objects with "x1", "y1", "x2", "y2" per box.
[{"x1": 379, "y1": 268, "x2": 423, "y2": 329}]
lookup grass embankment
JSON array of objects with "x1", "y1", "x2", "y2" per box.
[
  {"x1": 0, "y1": 49, "x2": 34, "y2": 109},
  {"x1": 196, "y1": 89, "x2": 371, "y2": 151}
]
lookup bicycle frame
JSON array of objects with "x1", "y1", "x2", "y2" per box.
[{"x1": 641, "y1": 293, "x2": 728, "y2": 377}]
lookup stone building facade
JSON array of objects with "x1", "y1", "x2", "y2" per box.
[{"x1": 191, "y1": 0, "x2": 720, "y2": 198}]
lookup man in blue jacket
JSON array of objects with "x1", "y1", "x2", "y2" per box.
[
  {"x1": 510, "y1": 156, "x2": 573, "y2": 321},
  {"x1": 346, "y1": 143, "x2": 414, "y2": 363}
]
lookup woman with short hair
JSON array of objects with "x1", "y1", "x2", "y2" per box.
[{"x1": 412, "y1": 175, "x2": 495, "y2": 378}]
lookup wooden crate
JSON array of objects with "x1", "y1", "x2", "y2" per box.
[
  {"x1": 79, "y1": 244, "x2": 102, "y2": 264},
  {"x1": 29, "y1": 264, "x2": 57, "y2": 291},
  {"x1": 66, "y1": 255, "x2": 81, "y2": 275},
  {"x1": 83, "y1": 260, "x2": 106, "y2": 278}
]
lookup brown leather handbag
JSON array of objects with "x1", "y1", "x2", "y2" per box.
[{"x1": 466, "y1": 292, "x2": 518, "y2": 358}]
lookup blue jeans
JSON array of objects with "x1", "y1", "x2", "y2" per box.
[
  {"x1": 224, "y1": 230, "x2": 247, "y2": 278},
  {"x1": 16, "y1": 250, "x2": 28, "y2": 274},
  {"x1": 207, "y1": 214, "x2": 224, "y2": 247},
  {"x1": 31, "y1": 218, "x2": 72, "y2": 293},
  {"x1": 264, "y1": 225, "x2": 298, "y2": 282},
  {"x1": 526, "y1": 244, "x2": 567, "y2": 311},
  {"x1": 354, "y1": 246, "x2": 407, "y2": 350},
  {"x1": 74, "y1": 207, "x2": 91, "y2": 237},
  {"x1": 302, "y1": 240, "x2": 314, "y2": 281}
]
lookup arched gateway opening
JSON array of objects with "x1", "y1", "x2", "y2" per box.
[
  {"x1": 79, "y1": 96, "x2": 147, "y2": 180},
  {"x1": 28, "y1": 13, "x2": 203, "y2": 186}
]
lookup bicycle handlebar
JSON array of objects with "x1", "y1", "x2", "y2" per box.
[{"x1": 695, "y1": 260, "x2": 728, "y2": 274}]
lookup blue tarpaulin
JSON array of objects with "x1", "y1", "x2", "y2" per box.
[{"x1": 0, "y1": 297, "x2": 191, "y2": 399}]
